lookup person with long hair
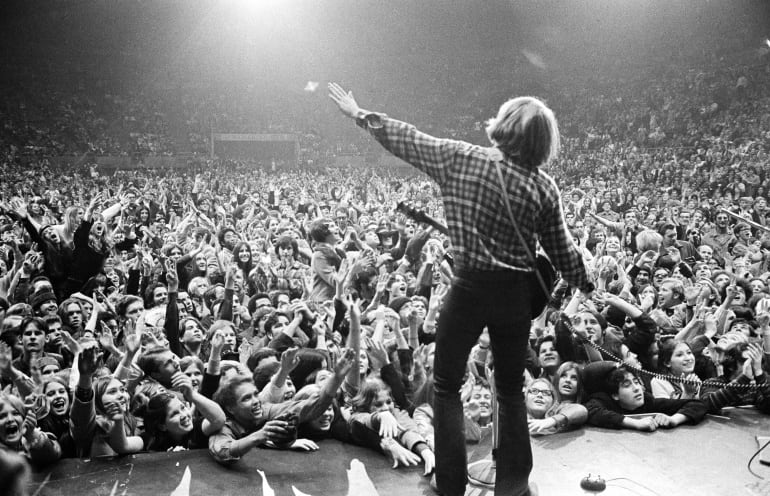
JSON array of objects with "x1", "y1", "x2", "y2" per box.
[
  {"x1": 187, "y1": 276, "x2": 212, "y2": 320},
  {"x1": 330, "y1": 83, "x2": 593, "y2": 496},
  {"x1": 552, "y1": 361, "x2": 585, "y2": 404},
  {"x1": 207, "y1": 349, "x2": 355, "y2": 465},
  {"x1": 38, "y1": 375, "x2": 76, "y2": 458},
  {"x1": 268, "y1": 235, "x2": 311, "y2": 300},
  {"x1": 132, "y1": 372, "x2": 225, "y2": 452},
  {"x1": 0, "y1": 392, "x2": 61, "y2": 466},
  {"x1": 651, "y1": 339, "x2": 701, "y2": 400},
  {"x1": 525, "y1": 378, "x2": 587, "y2": 436},
  {"x1": 349, "y1": 377, "x2": 435, "y2": 475},
  {"x1": 54, "y1": 205, "x2": 84, "y2": 248},
  {"x1": 232, "y1": 241, "x2": 256, "y2": 295},
  {"x1": 69, "y1": 343, "x2": 143, "y2": 457},
  {"x1": 64, "y1": 193, "x2": 121, "y2": 297},
  {"x1": 10, "y1": 201, "x2": 74, "y2": 299},
  {"x1": 413, "y1": 376, "x2": 491, "y2": 450},
  {"x1": 585, "y1": 364, "x2": 707, "y2": 432}
]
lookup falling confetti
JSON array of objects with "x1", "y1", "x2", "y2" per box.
[
  {"x1": 258, "y1": 470, "x2": 276, "y2": 496},
  {"x1": 346, "y1": 459, "x2": 380, "y2": 496},
  {"x1": 169, "y1": 466, "x2": 191, "y2": 496},
  {"x1": 304, "y1": 81, "x2": 319, "y2": 92},
  {"x1": 521, "y1": 49, "x2": 546, "y2": 69},
  {"x1": 108, "y1": 480, "x2": 119, "y2": 496}
]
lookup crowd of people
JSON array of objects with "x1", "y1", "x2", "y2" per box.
[
  {"x1": 0, "y1": 140, "x2": 768, "y2": 481},
  {"x1": 4, "y1": 24, "x2": 769, "y2": 173},
  {"x1": 1, "y1": 16, "x2": 770, "y2": 496}
]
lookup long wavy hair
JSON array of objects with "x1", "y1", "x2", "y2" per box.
[
  {"x1": 351, "y1": 377, "x2": 391, "y2": 413},
  {"x1": 552, "y1": 361, "x2": 585, "y2": 404},
  {"x1": 88, "y1": 221, "x2": 112, "y2": 254},
  {"x1": 64, "y1": 206, "x2": 82, "y2": 236},
  {"x1": 92, "y1": 375, "x2": 138, "y2": 435},
  {"x1": 41, "y1": 375, "x2": 71, "y2": 419},
  {"x1": 132, "y1": 391, "x2": 176, "y2": 450},
  {"x1": 526, "y1": 378, "x2": 561, "y2": 419},
  {"x1": 232, "y1": 241, "x2": 255, "y2": 274}
]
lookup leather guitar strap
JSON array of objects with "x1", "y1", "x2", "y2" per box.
[{"x1": 491, "y1": 156, "x2": 552, "y2": 302}]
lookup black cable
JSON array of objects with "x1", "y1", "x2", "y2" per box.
[
  {"x1": 748, "y1": 438, "x2": 770, "y2": 479},
  {"x1": 561, "y1": 315, "x2": 764, "y2": 391},
  {"x1": 605, "y1": 484, "x2": 645, "y2": 496},
  {"x1": 605, "y1": 477, "x2": 661, "y2": 496}
]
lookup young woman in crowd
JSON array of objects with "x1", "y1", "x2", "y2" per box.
[
  {"x1": 552, "y1": 361, "x2": 585, "y2": 404},
  {"x1": 525, "y1": 378, "x2": 588, "y2": 435},
  {"x1": 651, "y1": 339, "x2": 701, "y2": 400},
  {"x1": 132, "y1": 371, "x2": 226, "y2": 451},
  {"x1": 411, "y1": 375, "x2": 489, "y2": 449},
  {"x1": 65, "y1": 194, "x2": 121, "y2": 297},
  {"x1": 38, "y1": 375, "x2": 76, "y2": 458},
  {"x1": 2, "y1": 82, "x2": 770, "y2": 493},
  {"x1": 208, "y1": 349, "x2": 354, "y2": 464},
  {"x1": 348, "y1": 377, "x2": 435, "y2": 475},
  {"x1": 0, "y1": 392, "x2": 61, "y2": 466},
  {"x1": 70, "y1": 344, "x2": 144, "y2": 457}
]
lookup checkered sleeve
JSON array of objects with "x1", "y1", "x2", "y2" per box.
[
  {"x1": 358, "y1": 113, "x2": 460, "y2": 186},
  {"x1": 539, "y1": 176, "x2": 591, "y2": 289}
]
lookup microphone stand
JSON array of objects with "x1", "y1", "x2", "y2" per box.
[{"x1": 467, "y1": 369, "x2": 497, "y2": 489}]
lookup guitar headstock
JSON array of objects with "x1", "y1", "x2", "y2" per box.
[
  {"x1": 395, "y1": 201, "x2": 416, "y2": 218},
  {"x1": 394, "y1": 201, "x2": 447, "y2": 235},
  {"x1": 396, "y1": 201, "x2": 425, "y2": 223}
]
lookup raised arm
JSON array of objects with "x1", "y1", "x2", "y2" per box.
[
  {"x1": 100, "y1": 200, "x2": 124, "y2": 223},
  {"x1": 83, "y1": 193, "x2": 104, "y2": 222},
  {"x1": 165, "y1": 261, "x2": 182, "y2": 357},
  {"x1": 328, "y1": 83, "x2": 459, "y2": 185},
  {"x1": 171, "y1": 372, "x2": 226, "y2": 436},
  {"x1": 69, "y1": 343, "x2": 101, "y2": 456}
]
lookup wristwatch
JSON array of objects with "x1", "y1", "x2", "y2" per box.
[{"x1": 355, "y1": 111, "x2": 384, "y2": 129}]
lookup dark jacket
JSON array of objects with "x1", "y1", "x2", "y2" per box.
[{"x1": 585, "y1": 391, "x2": 707, "y2": 429}]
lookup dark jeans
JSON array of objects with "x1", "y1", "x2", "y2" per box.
[{"x1": 434, "y1": 270, "x2": 532, "y2": 496}]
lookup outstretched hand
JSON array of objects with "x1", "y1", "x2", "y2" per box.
[
  {"x1": 280, "y1": 347, "x2": 302, "y2": 374},
  {"x1": 328, "y1": 83, "x2": 362, "y2": 119},
  {"x1": 78, "y1": 343, "x2": 103, "y2": 377}
]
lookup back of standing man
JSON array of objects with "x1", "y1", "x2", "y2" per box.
[{"x1": 329, "y1": 83, "x2": 593, "y2": 496}]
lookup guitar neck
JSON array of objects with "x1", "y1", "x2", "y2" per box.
[
  {"x1": 419, "y1": 215, "x2": 449, "y2": 236},
  {"x1": 396, "y1": 202, "x2": 449, "y2": 235}
]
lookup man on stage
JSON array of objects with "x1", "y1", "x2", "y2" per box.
[{"x1": 329, "y1": 83, "x2": 593, "y2": 496}]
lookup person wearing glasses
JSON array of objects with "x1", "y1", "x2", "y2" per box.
[{"x1": 525, "y1": 378, "x2": 587, "y2": 436}]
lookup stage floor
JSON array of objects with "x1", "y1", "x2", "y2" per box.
[{"x1": 29, "y1": 408, "x2": 770, "y2": 496}]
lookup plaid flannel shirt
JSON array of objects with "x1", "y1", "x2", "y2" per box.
[{"x1": 357, "y1": 113, "x2": 591, "y2": 289}]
